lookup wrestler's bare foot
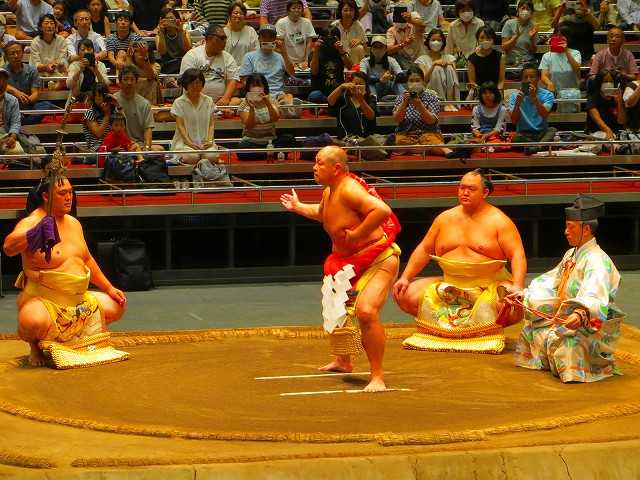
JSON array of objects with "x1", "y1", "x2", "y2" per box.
[
  {"x1": 318, "y1": 355, "x2": 353, "y2": 373},
  {"x1": 28, "y1": 343, "x2": 46, "y2": 367},
  {"x1": 363, "y1": 376, "x2": 386, "y2": 393}
]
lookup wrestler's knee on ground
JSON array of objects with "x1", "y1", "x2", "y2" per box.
[
  {"x1": 93, "y1": 292, "x2": 125, "y2": 325},
  {"x1": 17, "y1": 298, "x2": 52, "y2": 342}
]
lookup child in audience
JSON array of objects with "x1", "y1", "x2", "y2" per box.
[
  {"x1": 471, "y1": 81, "x2": 510, "y2": 148},
  {"x1": 52, "y1": 1, "x2": 72, "y2": 37},
  {"x1": 100, "y1": 112, "x2": 145, "y2": 164}
]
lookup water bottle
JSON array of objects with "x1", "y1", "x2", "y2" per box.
[
  {"x1": 550, "y1": 132, "x2": 561, "y2": 154},
  {"x1": 266, "y1": 140, "x2": 274, "y2": 162},
  {"x1": 276, "y1": 150, "x2": 286, "y2": 162}
]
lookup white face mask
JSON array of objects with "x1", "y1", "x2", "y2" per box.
[
  {"x1": 518, "y1": 9, "x2": 531, "y2": 20},
  {"x1": 260, "y1": 41, "x2": 275, "y2": 52},
  {"x1": 460, "y1": 11, "x2": 474, "y2": 22},
  {"x1": 429, "y1": 40, "x2": 443, "y2": 51},
  {"x1": 408, "y1": 81, "x2": 424, "y2": 93},
  {"x1": 479, "y1": 40, "x2": 493, "y2": 50},
  {"x1": 371, "y1": 47, "x2": 386, "y2": 59}
]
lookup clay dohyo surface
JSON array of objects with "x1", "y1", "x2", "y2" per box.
[{"x1": 1, "y1": 324, "x2": 640, "y2": 446}]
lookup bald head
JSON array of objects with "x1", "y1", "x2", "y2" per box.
[{"x1": 316, "y1": 145, "x2": 348, "y2": 167}]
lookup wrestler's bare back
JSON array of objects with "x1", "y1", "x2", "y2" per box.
[
  {"x1": 434, "y1": 204, "x2": 513, "y2": 264},
  {"x1": 320, "y1": 177, "x2": 385, "y2": 256}
]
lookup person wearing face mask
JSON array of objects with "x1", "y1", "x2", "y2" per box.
[
  {"x1": 359, "y1": 35, "x2": 402, "y2": 99},
  {"x1": 386, "y1": 8, "x2": 426, "y2": 70},
  {"x1": 501, "y1": 0, "x2": 538, "y2": 66},
  {"x1": 308, "y1": 26, "x2": 353, "y2": 104},
  {"x1": 508, "y1": 63, "x2": 556, "y2": 155},
  {"x1": 589, "y1": 27, "x2": 638, "y2": 84},
  {"x1": 328, "y1": 71, "x2": 378, "y2": 140},
  {"x1": 331, "y1": 0, "x2": 367, "y2": 64},
  {"x1": 585, "y1": 70, "x2": 625, "y2": 142},
  {"x1": 557, "y1": 0, "x2": 598, "y2": 64},
  {"x1": 415, "y1": 29, "x2": 460, "y2": 111},
  {"x1": 392, "y1": 65, "x2": 454, "y2": 156},
  {"x1": 539, "y1": 27, "x2": 581, "y2": 113},
  {"x1": 0, "y1": 15, "x2": 18, "y2": 64},
  {"x1": 236, "y1": 73, "x2": 297, "y2": 161},
  {"x1": 444, "y1": 0, "x2": 484, "y2": 61},
  {"x1": 467, "y1": 26, "x2": 505, "y2": 98},
  {"x1": 275, "y1": 0, "x2": 316, "y2": 69},
  {"x1": 240, "y1": 24, "x2": 297, "y2": 116}
]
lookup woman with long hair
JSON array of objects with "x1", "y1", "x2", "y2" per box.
[
  {"x1": 586, "y1": 70, "x2": 625, "y2": 140},
  {"x1": 332, "y1": 0, "x2": 367, "y2": 64},
  {"x1": 88, "y1": 0, "x2": 111, "y2": 36},
  {"x1": 156, "y1": 7, "x2": 192, "y2": 74}
]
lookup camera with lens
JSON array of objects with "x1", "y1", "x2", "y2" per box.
[
  {"x1": 410, "y1": 91, "x2": 417, "y2": 98},
  {"x1": 84, "y1": 52, "x2": 95, "y2": 66}
]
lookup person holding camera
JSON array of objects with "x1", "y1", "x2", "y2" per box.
[
  {"x1": 66, "y1": 38, "x2": 110, "y2": 99},
  {"x1": 507, "y1": 62, "x2": 556, "y2": 154},
  {"x1": 308, "y1": 26, "x2": 353, "y2": 104},
  {"x1": 83, "y1": 82, "x2": 114, "y2": 155},
  {"x1": 386, "y1": 8, "x2": 426, "y2": 70},
  {"x1": 359, "y1": 35, "x2": 402, "y2": 99},
  {"x1": 156, "y1": 7, "x2": 192, "y2": 75},
  {"x1": 327, "y1": 70, "x2": 377, "y2": 140},
  {"x1": 585, "y1": 70, "x2": 625, "y2": 141},
  {"x1": 391, "y1": 64, "x2": 453, "y2": 156},
  {"x1": 67, "y1": 9, "x2": 108, "y2": 64}
]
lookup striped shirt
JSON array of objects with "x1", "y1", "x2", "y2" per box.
[
  {"x1": 106, "y1": 31, "x2": 144, "y2": 54},
  {"x1": 83, "y1": 106, "x2": 111, "y2": 151},
  {"x1": 193, "y1": 0, "x2": 233, "y2": 27},
  {"x1": 260, "y1": 0, "x2": 308, "y2": 24}
]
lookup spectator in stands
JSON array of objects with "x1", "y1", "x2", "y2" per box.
[
  {"x1": 539, "y1": 28, "x2": 581, "y2": 99},
  {"x1": 502, "y1": 1, "x2": 538, "y2": 67},
  {"x1": 3, "y1": 41, "x2": 59, "y2": 125},
  {"x1": 124, "y1": 41, "x2": 161, "y2": 105},
  {"x1": 275, "y1": 0, "x2": 315, "y2": 69},
  {"x1": 409, "y1": 0, "x2": 448, "y2": 32},
  {"x1": 171, "y1": 68, "x2": 220, "y2": 164},
  {"x1": 392, "y1": 65, "x2": 454, "y2": 156},
  {"x1": 470, "y1": 81, "x2": 510, "y2": 146},
  {"x1": 260, "y1": 0, "x2": 311, "y2": 25},
  {"x1": 224, "y1": 2, "x2": 259, "y2": 68},
  {"x1": 0, "y1": 16, "x2": 18, "y2": 65},
  {"x1": 156, "y1": 7, "x2": 192, "y2": 76},
  {"x1": 67, "y1": 38, "x2": 110, "y2": 98},
  {"x1": 29, "y1": 14, "x2": 72, "y2": 86},
  {"x1": 586, "y1": 70, "x2": 625, "y2": 140},
  {"x1": 589, "y1": 27, "x2": 639, "y2": 84},
  {"x1": 64, "y1": 0, "x2": 91, "y2": 21},
  {"x1": 467, "y1": 26, "x2": 505, "y2": 96},
  {"x1": 386, "y1": 9, "x2": 426, "y2": 70},
  {"x1": 8, "y1": 0, "x2": 53, "y2": 40},
  {"x1": 87, "y1": 0, "x2": 111, "y2": 37},
  {"x1": 308, "y1": 26, "x2": 352, "y2": 104},
  {"x1": 240, "y1": 24, "x2": 296, "y2": 111},
  {"x1": 193, "y1": 0, "x2": 234, "y2": 28},
  {"x1": 531, "y1": 0, "x2": 565, "y2": 33},
  {"x1": 359, "y1": 35, "x2": 403, "y2": 99},
  {"x1": 328, "y1": 70, "x2": 377, "y2": 140},
  {"x1": 180, "y1": 24, "x2": 241, "y2": 109},
  {"x1": 52, "y1": 1, "x2": 73, "y2": 38},
  {"x1": 130, "y1": 0, "x2": 165, "y2": 35},
  {"x1": 623, "y1": 78, "x2": 640, "y2": 132},
  {"x1": 0, "y1": 67, "x2": 25, "y2": 155},
  {"x1": 603, "y1": 0, "x2": 640, "y2": 30},
  {"x1": 236, "y1": 73, "x2": 297, "y2": 160},
  {"x1": 558, "y1": 0, "x2": 598, "y2": 64},
  {"x1": 112, "y1": 65, "x2": 165, "y2": 152},
  {"x1": 415, "y1": 28, "x2": 460, "y2": 111},
  {"x1": 106, "y1": 11, "x2": 144, "y2": 71},
  {"x1": 68, "y1": 9, "x2": 108, "y2": 63},
  {"x1": 445, "y1": 0, "x2": 484, "y2": 61},
  {"x1": 101, "y1": 112, "x2": 145, "y2": 163},
  {"x1": 83, "y1": 82, "x2": 113, "y2": 154},
  {"x1": 508, "y1": 63, "x2": 556, "y2": 154},
  {"x1": 472, "y1": 0, "x2": 509, "y2": 32},
  {"x1": 332, "y1": 0, "x2": 367, "y2": 64}
]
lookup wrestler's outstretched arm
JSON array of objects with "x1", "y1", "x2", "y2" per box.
[
  {"x1": 73, "y1": 217, "x2": 127, "y2": 306},
  {"x1": 280, "y1": 188, "x2": 323, "y2": 222},
  {"x1": 392, "y1": 215, "x2": 441, "y2": 300},
  {"x1": 497, "y1": 216, "x2": 527, "y2": 292}
]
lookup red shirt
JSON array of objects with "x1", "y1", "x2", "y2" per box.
[{"x1": 101, "y1": 130, "x2": 133, "y2": 151}]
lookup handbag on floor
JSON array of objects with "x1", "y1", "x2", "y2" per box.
[{"x1": 344, "y1": 134, "x2": 388, "y2": 161}]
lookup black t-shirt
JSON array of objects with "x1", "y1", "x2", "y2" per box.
[
  {"x1": 586, "y1": 94, "x2": 623, "y2": 134},
  {"x1": 561, "y1": 16, "x2": 595, "y2": 63},
  {"x1": 131, "y1": 0, "x2": 165, "y2": 31},
  {"x1": 468, "y1": 49, "x2": 501, "y2": 87},
  {"x1": 473, "y1": 0, "x2": 509, "y2": 22},
  {"x1": 312, "y1": 48, "x2": 345, "y2": 96},
  {"x1": 330, "y1": 91, "x2": 378, "y2": 138},
  {"x1": 64, "y1": 0, "x2": 88, "y2": 20},
  {"x1": 91, "y1": 18, "x2": 106, "y2": 36}
]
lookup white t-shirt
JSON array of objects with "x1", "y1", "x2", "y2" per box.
[
  {"x1": 180, "y1": 45, "x2": 240, "y2": 100},
  {"x1": 275, "y1": 16, "x2": 316, "y2": 64},
  {"x1": 409, "y1": 0, "x2": 442, "y2": 30},
  {"x1": 539, "y1": 49, "x2": 582, "y2": 74},
  {"x1": 223, "y1": 25, "x2": 260, "y2": 68},
  {"x1": 624, "y1": 80, "x2": 640, "y2": 106},
  {"x1": 170, "y1": 93, "x2": 215, "y2": 150}
]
